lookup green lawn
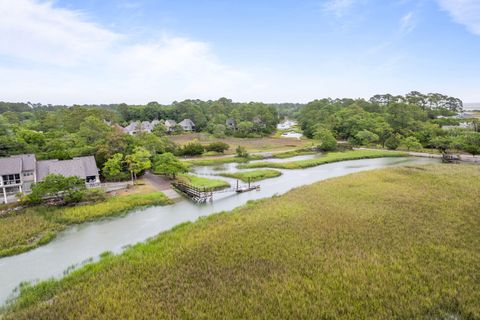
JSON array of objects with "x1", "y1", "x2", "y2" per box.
[
  {"x1": 272, "y1": 149, "x2": 317, "y2": 159},
  {"x1": 0, "y1": 192, "x2": 171, "y2": 257},
  {"x1": 240, "y1": 150, "x2": 407, "y2": 169},
  {"x1": 220, "y1": 169, "x2": 282, "y2": 182},
  {"x1": 184, "y1": 155, "x2": 262, "y2": 166},
  {"x1": 3, "y1": 164, "x2": 480, "y2": 319},
  {"x1": 178, "y1": 174, "x2": 230, "y2": 190}
]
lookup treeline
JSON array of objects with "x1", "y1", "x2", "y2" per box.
[
  {"x1": 298, "y1": 92, "x2": 479, "y2": 155},
  {"x1": 117, "y1": 98, "x2": 279, "y2": 137},
  {"x1": 1, "y1": 98, "x2": 280, "y2": 138}
]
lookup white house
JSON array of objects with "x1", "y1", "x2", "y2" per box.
[{"x1": 179, "y1": 119, "x2": 196, "y2": 131}]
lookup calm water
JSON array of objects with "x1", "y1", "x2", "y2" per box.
[{"x1": 0, "y1": 156, "x2": 439, "y2": 304}]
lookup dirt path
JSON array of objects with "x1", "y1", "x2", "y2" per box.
[{"x1": 143, "y1": 171, "x2": 181, "y2": 200}]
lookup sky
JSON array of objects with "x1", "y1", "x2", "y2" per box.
[{"x1": 0, "y1": 0, "x2": 479, "y2": 105}]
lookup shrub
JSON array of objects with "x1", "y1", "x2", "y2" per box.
[
  {"x1": 236, "y1": 146, "x2": 249, "y2": 158},
  {"x1": 205, "y1": 142, "x2": 229, "y2": 153},
  {"x1": 180, "y1": 141, "x2": 205, "y2": 156},
  {"x1": 402, "y1": 136, "x2": 422, "y2": 151},
  {"x1": 314, "y1": 129, "x2": 337, "y2": 151},
  {"x1": 385, "y1": 135, "x2": 401, "y2": 150}
]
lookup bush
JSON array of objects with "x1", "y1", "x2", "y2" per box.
[
  {"x1": 236, "y1": 146, "x2": 249, "y2": 158},
  {"x1": 205, "y1": 142, "x2": 229, "y2": 153},
  {"x1": 180, "y1": 141, "x2": 204, "y2": 156},
  {"x1": 385, "y1": 135, "x2": 401, "y2": 150},
  {"x1": 402, "y1": 136, "x2": 422, "y2": 151},
  {"x1": 83, "y1": 189, "x2": 107, "y2": 203},
  {"x1": 314, "y1": 129, "x2": 337, "y2": 151}
]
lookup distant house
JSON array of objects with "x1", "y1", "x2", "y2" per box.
[
  {"x1": 277, "y1": 119, "x2": 297, "y2": 130},
  {"x1": 123, "y1": 120, "x2": 162, "y2": 135},
  {"x1": 226, "y1": 118, "x2": 237, "y2": 130},
  {"x1": 123, "y1": 122, "x2": 140, "y2": 135},
  {"x1": 164, "y1": 120, "x2": 177, "y2": 132},
  {"x1": 179, "y1": 119, "x2": 196, "y2": 131},
  {"x1": 0, "y1": 154, "x2": 100, "y2": 204}
]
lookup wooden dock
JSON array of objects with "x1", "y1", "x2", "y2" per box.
[{"x1": 172, "y1": 179, "x2": 260, "y2": 202}]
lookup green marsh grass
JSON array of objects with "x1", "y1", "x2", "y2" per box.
[
  {"x1": 0, "y1": 192, "x2": 172, "y2": 257},
  {"x1": 178, "y1": 174, "x2": 230, "y2": 190},
  {"x1": 240, "y1": 150, "x2": 407, "y2": 169},
  {"x1": 220, "y1": 169, "x2": 282, "y2": 182},
  {"x1": 3, "y1": 164, "x2": 480, "y2": 319}
]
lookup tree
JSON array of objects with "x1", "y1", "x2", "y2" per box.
[
  {"x1": 152, "y1": 123, "x2": 168, "y2": 137},
  {"x1": 353, "y1": 130, "x2": 379, "y2": 146},
  {"x1": 431, "y1": 136, "x2": 453, "y2": 153},
  {"x1": 205, "y1": 142, "x2": 229, "y2": 153},
  {"x1": 125, "y1": 147, "x2": 152, "y2": 183},
  {"x1": 153, "y1": 152, "x2": 188, "y2": 178},
  {"x1": 461, "y1": 133, "x2": 480, "y2": 157},
  {"x1": 24, "y1": 174, "x2": 86, "y2": 205},
  {"x1": 102, "y1": 153, "x2": 125, "y2": 180},
  {"x1": 236, "y1": 146, "x2": 249, "y2": 158},
  {"x1": 314, "y1": 129, "x2": 337, "y2": 151},
  {"x1": 385, "y1": 135, "x2": 401, "y2": 150},
  {"x1": 402, "y1": 136, "x2": 422, "y2": 151},
  {"x1": 213, "y1": 124, "x2": 226, "y2": 138}
]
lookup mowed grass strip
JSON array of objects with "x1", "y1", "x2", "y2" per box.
[
  {"x1": 184, "y1": 155, "x2": 263, "y2": 166},
  {"x1": 0, "y1": 192, "x2": 172, "y2": 257},
  {"x1": 240, "y1": 150, "x2": 407, "y2": 169},
  {"x1": 178, "y1": 174, "x2": 230, "y2": 190},
  {"x1": 3, "y1": 164, "x2": 480, "y2": 319},
  {"x1": 220, "y1": 169, "x2": 282, "y2": 182}
]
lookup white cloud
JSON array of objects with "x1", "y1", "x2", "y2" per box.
[
  {"x1": 322, "y1": 0, "x2": 356, "y2": 17},
  {"x1": 436, "y1": 0, "x2": 480, "y2": 35},
  {"x1": 0, "y1": 0, "x2": 255, "y2": 104},
  {"x1": 399, "y1": 11, "x2": 416, "y2": 35}
]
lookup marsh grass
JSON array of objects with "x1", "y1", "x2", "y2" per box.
[
  {"x1": 3, "y1": 164, "x2": 480, "y2": 319},
  {"x1": 240, "y1": 150, "x2": 407, "y2": 169},
  {"x1": 184, "y1": 155, "x2": 262, "y2": 166},
  {"x1": 0, "y1": 192, "x2": 172, "y2": 257},
  {"x1": 178, "y1": 174, "x2": 230, "y2": 190},
  {"x1": 220, "y1": 169, "x2": 282, "y2": 182}
]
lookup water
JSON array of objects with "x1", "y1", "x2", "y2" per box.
[{"x1": 0, "y1": 156, "x2": 439, "y2": 305}]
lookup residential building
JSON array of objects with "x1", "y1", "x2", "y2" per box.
[
  {"x1": 226, "y1": 118, "x2": 237, "y2": 130},
  {"x1": 0, "y1": 154, "x2": 100, "y2": 204},
  {"x1": 179, "y1": 119, "x2": 195, "y2": 131},
  {"x1": 164, "y1": 119, "x2": 177, "y2": 132}
]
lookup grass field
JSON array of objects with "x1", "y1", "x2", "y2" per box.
[
  {"x1": 0, "y1": 192, "x2": 171, "y2": 257},
  {"x1": 184, "y1": 155, "x2": 262, "y2": 166},
  {"x1": 3, "y1": 164, "x2": 479, "y2": 319},
  {"x1": 178, "y1": 174, "x2": 230, "y2": 190},
  {"x1": 169, "y1": 133, "x2": 313, "y2": 154},
  {"x1": 220, "y1": 169, "x2": 282, "y2": 182},
  {"x1": 240, "y1": 150, "x2": 407, "y2": 169}
]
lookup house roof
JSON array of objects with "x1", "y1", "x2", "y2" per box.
[
  {"x1": 179, "y1": 119, "x2": 195, "y2": 127},
  {"x1": 0, "y1": 154, "x2": 36, "y2": 175},
  {"x1": 164, "y1": 120, "x2": 177, "y2": 127},
  {"x1": 36, "y1": 156, "x2": 99, "y2": 180}
]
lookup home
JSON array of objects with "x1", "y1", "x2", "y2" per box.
[
  {"x1": 164, "y1": 119, "x2": 177, "y2": 132},
  {"x1": 179, "y1": 119, "x2": 195, "y2": 131},
  {"x1": 0, "y1": 154, "x2": 100, "y2": 204},
  {"x1": 277, "y1": 119, "x2": 297, "y2": 130},
  {"x1": 225, "y1": 118, "x2": 237, "y2": 130}
]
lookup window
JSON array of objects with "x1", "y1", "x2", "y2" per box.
[{"x1": 2, "y1": 174, "x2": 21, "y2": 185}]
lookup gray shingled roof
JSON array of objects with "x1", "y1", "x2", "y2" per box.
[
  {"x1": 0, "y1": 154, "x2": 36, "y2": 175},
  {"x1": 36, "y1": 156, "x2": 99, "y2": 180},
  {"x1": 0, "y1": 157, "x2": 22, "y2": 175},
  {"x1": 179, "y1": 119, "x2": 195, "y2": 128}
]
